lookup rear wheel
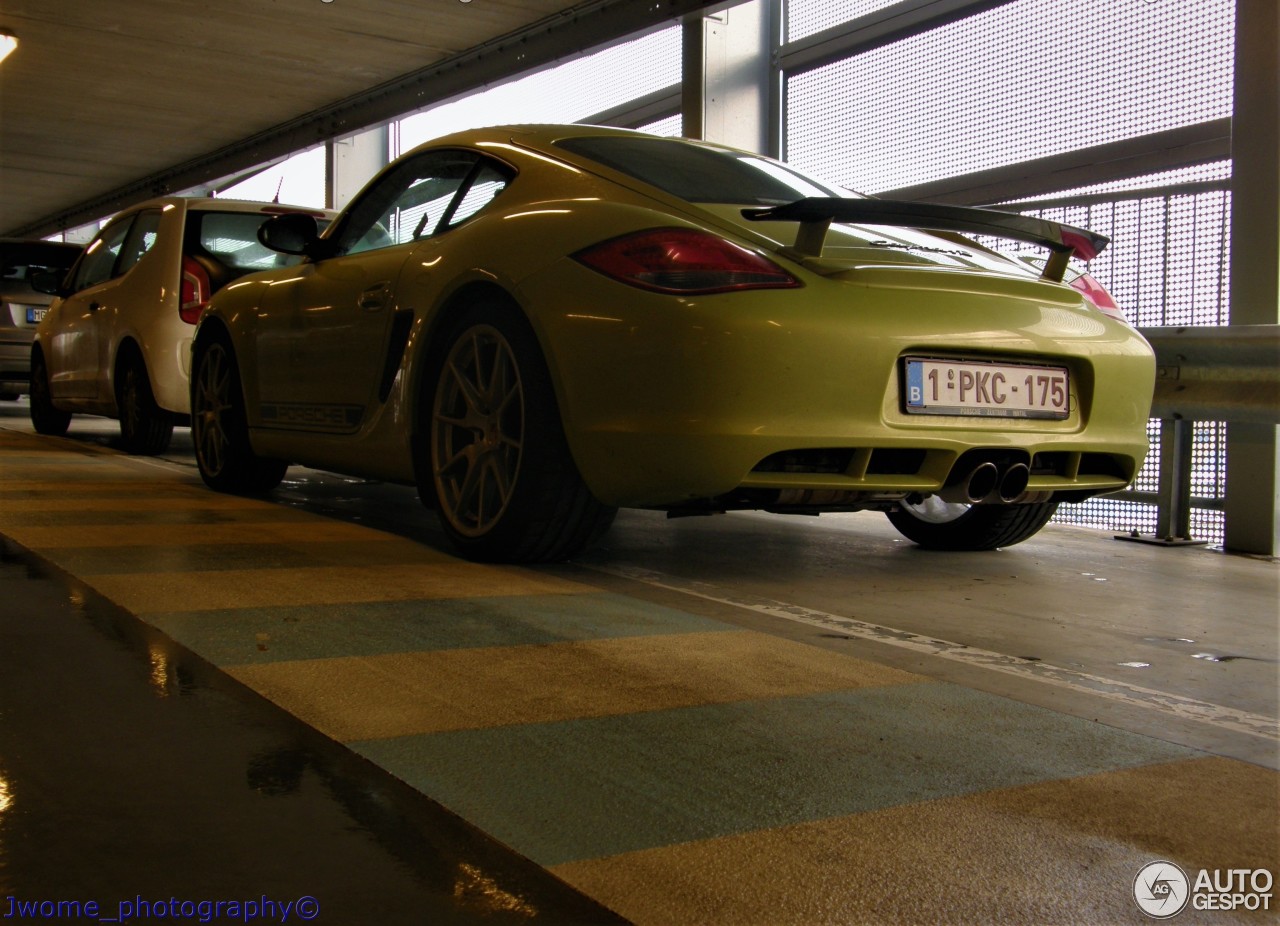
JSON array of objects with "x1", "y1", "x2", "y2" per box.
[
  {"x1": 29, "y1": 350, "x2": 70, "y2": 436},
  {"x1": 117, "y1": 356, "x2": 174, "y2": 455},
  {"x1": 886, "y1": 496, "x2": 1060, "y2": 550},
  {"x1": 191, "y1": 334, "x2": 287, "y2": 495},
  {"x1": 426, "y1": 301, "x2": 615, "y2": 562}
]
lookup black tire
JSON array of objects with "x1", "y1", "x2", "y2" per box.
[
  {"x1": 886, "y1": 497, "x2": 1060, "y2": 550},
  {"x1": 117, "y1": 356, "x2": 174, "y2": 454},
  {"x1": 425, "y1": 301, "x2": 616, "y2": 563},
  {"x1": 191, "y1": 333, "x2": 287, "y2": 495},
  {"x1": 29, "y1": 349, "x2": 70, "y2": 436}
]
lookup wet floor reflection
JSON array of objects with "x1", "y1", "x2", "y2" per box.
[{"x1": 0, "y1": 540, "x2": 624, "y2": 924}]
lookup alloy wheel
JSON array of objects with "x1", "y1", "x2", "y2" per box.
[
  {"x1": 193, "y1": 342, "x2": 233, "y2": 477},
  {"x1": 432, "y1": 324, "x2": 525, "y2": 538}
]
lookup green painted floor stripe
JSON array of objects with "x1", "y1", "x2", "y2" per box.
[
  {"x1": 148, "y1": 593, "x2": 735, "y2": 664},
  {"x1": 349, "y1": 683, "x2": 1197, "y2": 868}
]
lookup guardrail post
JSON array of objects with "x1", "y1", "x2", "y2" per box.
[{"x1": 1117, "y1": 417, "x2": 1207, "y2": 547}]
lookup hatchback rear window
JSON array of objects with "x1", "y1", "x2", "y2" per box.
[
  {"x1": 188, "y1": 211, "x2": 327, "y2": 272},
  {"x1": 1, "y1": 241, "x2": 81, "y2": 281},
  {"x1": 553, "y1": 135, "x2": 857, "y2": 206}
]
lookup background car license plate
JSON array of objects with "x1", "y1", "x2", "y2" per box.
[
  {"x1": 26, "y1": 306, "x2": 47, "y2": 324},
  {"x1": 904, "y1": 357, "x2": 1069, "y2": 419}
]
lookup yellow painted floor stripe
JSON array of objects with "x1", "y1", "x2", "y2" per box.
[
  {"x1": 552, "y1": 755, "x2": 1280, "y2": 926},
  {"x1": 0, "y1": 519, "x2": 413, "y2": 549},
  {"x1": 226, "y1": 630, "x2": 922, "y2": 741},
  {"x1": 0, "y1": 495, "x2": 274, "y2": 511},
  {"x1": 0, "y1": 479, "x2": 209, "y2": 495},
  {"x1": 85, "y1": 562, "x2": 595, "y2": 613}
]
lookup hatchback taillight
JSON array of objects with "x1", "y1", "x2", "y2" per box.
[
  {"x1": 179, "y1": 257, "x2": 210, "y2": 325},
  {"x1": 574, "y1": 228, "x2": 801, "y2": 294},
  {"x1": 1069, "y1": 271, "x2": 1128, "y2": 324}
]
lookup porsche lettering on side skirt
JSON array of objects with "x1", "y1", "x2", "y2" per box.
[{"x1": 260, "y1": 403, "x2": 363, "y2": 432}]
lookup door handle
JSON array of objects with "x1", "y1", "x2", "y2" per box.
[
  {"x1": 358, "y1": 281, "x2": 391, "y2": 311},
  {"x1": 88, "y1": 301, "x2": 102, "y2": 312}
]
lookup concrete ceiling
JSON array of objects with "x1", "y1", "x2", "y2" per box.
[{"x1": 0, "y1": 0, "x2": 714, "y2": 238}]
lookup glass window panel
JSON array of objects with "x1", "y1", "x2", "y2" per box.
[{"x1": 397, "y1": 26, "x2": 680, "y2": 153}]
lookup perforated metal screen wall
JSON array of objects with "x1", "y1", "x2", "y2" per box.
[
  {"x1": 786, "y1": 0, "x2": 902, "y2": 42},
  {"x1": 784, "y1": 0, "x2": 1234, "y2": 194}
]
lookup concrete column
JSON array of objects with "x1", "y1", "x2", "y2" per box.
[
  {"x1": 326, "y1": 125, "x2": 390, "y2": 212},
  {"x1": 682, "y1": 0, "x2": 778, "y2": 155},
  {"x1": 1224, "y1": 0, "x2": 1280, "y2": 555}
]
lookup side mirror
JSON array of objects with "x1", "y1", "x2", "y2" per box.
[
  {"x1": 29, "y1": 269, "x2": 67, "y2": 296},
  {"x1": 258, "y1": 213, "x2": 329, "y2": 258}
]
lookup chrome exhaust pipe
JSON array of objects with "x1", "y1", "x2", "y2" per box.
[
  {"x1": 966, "y1": 462, "x2": 1000, "y2": 502},
  {"x1": 939, "y1": 461, "x2": 1001, "y2": 503},
  {"x1": 998, "y1": 463, "x2": 1031, "y2": 502}
]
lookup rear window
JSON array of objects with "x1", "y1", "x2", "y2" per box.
[
  {"x1": 188, "y1": 211, "x2": 329, "y2": 272},
  {"x1": 553, "y1": 135, "x2": 858, "y2": 206},
  {"x1": 1, "y1": 241, "x2": 81, "y2": 281}
]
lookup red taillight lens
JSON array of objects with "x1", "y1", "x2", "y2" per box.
[
  {"x1": 574, "y1": 228, "x2": 801, "y2": 294},
  {"x1": 1070, "y1": 272, "x2": 1128, "y2": 324},
  {"x1": 179, "y1": 257, "x2": 210, "y2": 325}
]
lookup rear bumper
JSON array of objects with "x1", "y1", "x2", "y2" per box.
[
  {"x1": 521, "y1": 261, "x2": 1156, "y2": 508},
  {"x1": 0, "y1": 335, "x2": 33, "y2": 390}
]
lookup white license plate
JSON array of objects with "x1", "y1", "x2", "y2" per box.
[
  {"x1": 26, "y1": 306, "x2": 47, "y2": 324},
  {"x1": 904, "y1": 357, "x2": 1069, "y2": 419}
]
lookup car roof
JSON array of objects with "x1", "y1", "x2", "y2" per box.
[
  {"x1": 0, "y1": 238, "x2": 83, "y2": 268},
  {"x1": 123, "y1": 196, "x2": 336, "y2": 218},
  {"x1": 398, "y1": 122, "x2": 663, "y2": 159}
]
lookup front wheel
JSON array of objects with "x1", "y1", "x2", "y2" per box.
[
  {"x1": 191, "y1": 335, "x2": 287, "y2": 495},
  {"x1": 426, "y1": 302, "x2": 615, "y2": 562},
  {"x1": 886, "y1": 497, "x2": 1060, "y2": 550}
]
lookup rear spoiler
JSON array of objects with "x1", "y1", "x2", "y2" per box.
[{"x1": 741, "y1": 198, "x2": 1108, "y2": 283}]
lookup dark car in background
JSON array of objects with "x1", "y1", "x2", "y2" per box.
[{"x1": 0, "y1": 238, "x2": 83, "y2": 400}]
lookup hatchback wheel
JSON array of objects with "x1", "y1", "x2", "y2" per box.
[
  {"x1": 191, "y1": 335, "x2": 287, "y2": 495},
  {"x1": 886, "y1": 497, "x2": 1060, "y2": 550},
  {"x1": 427, "y1": 302, "x2": 615, "y2": 562},
  {"x1": 29, "y1": 350, "x2": 70, "y2": 436},
  {"x1": 117, "y1": 357, "x2": 174, "y2": 455}
]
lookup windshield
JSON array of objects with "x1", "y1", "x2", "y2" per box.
[{"x1": 554, "y1": 135, "x2": 858, "y2": 206}]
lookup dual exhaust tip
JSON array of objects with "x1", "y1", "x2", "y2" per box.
[{"x1": 943, "y1": 461, "x2": 1030, "y2": 504}]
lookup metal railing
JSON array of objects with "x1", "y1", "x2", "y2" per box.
[{"x1": 1114, "y1": 324, "x2": 1280, "y2": 545}]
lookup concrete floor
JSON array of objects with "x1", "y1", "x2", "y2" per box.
[{"x1": 1, "y1": 402, "x2": 1277, "y2": 924}]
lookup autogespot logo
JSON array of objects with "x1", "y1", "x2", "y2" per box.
[{"x1": 1134, "y1": 861, "x2": 1191, "y2": 918}]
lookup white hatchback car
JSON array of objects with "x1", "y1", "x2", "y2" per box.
[{"x1": 32, "y1": 197, "x2": 333, "y2": 453}]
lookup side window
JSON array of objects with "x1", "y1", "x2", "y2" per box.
[
  {"x1": 446, "y1": 163, "x2": 512, "y2": 228},
  {"x1": 338, "y1": 151, "x2": 513, "y2": 256},
  {"x1": 116, "y1": 210, "x2": 162, "y2": 276},
  {"x1": 71, "y1": 218, "x2": 134, "y2": 292}
]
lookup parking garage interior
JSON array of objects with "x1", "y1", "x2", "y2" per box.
[{"x1": 1, "y1": 1, "x2": 1277, "y2": 924}]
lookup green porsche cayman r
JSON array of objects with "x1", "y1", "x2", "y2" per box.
[{"x1": 191, "y1": 124, "x2": 1155, "y2": 562}]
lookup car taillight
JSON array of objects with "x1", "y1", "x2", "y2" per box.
[
  {"x1": 1070, "y1": 272, "x2": 1128, "y2": 324},
  {"x1": 179, "y1": 257, "x2": 210, "y2": 325},
  {"x1": 573, "y1": 228, "x2": 801, "y2": 294}
]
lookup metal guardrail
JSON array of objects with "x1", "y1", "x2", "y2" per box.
[
  {"x1": 1116, "y1": 324, "x2": 1279, "y2": 546},
  {"x1": 1141, "y1": 324, "x2": 1280, "y2": 424}
]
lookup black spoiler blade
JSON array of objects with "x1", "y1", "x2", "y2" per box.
[{"x1": 741, "y1": 198, "x2": 1108, "y2": 283}]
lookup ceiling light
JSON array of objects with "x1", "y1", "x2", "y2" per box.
[{"x1": 0, "y1": 31, "x2": 16, "y2": 65}]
